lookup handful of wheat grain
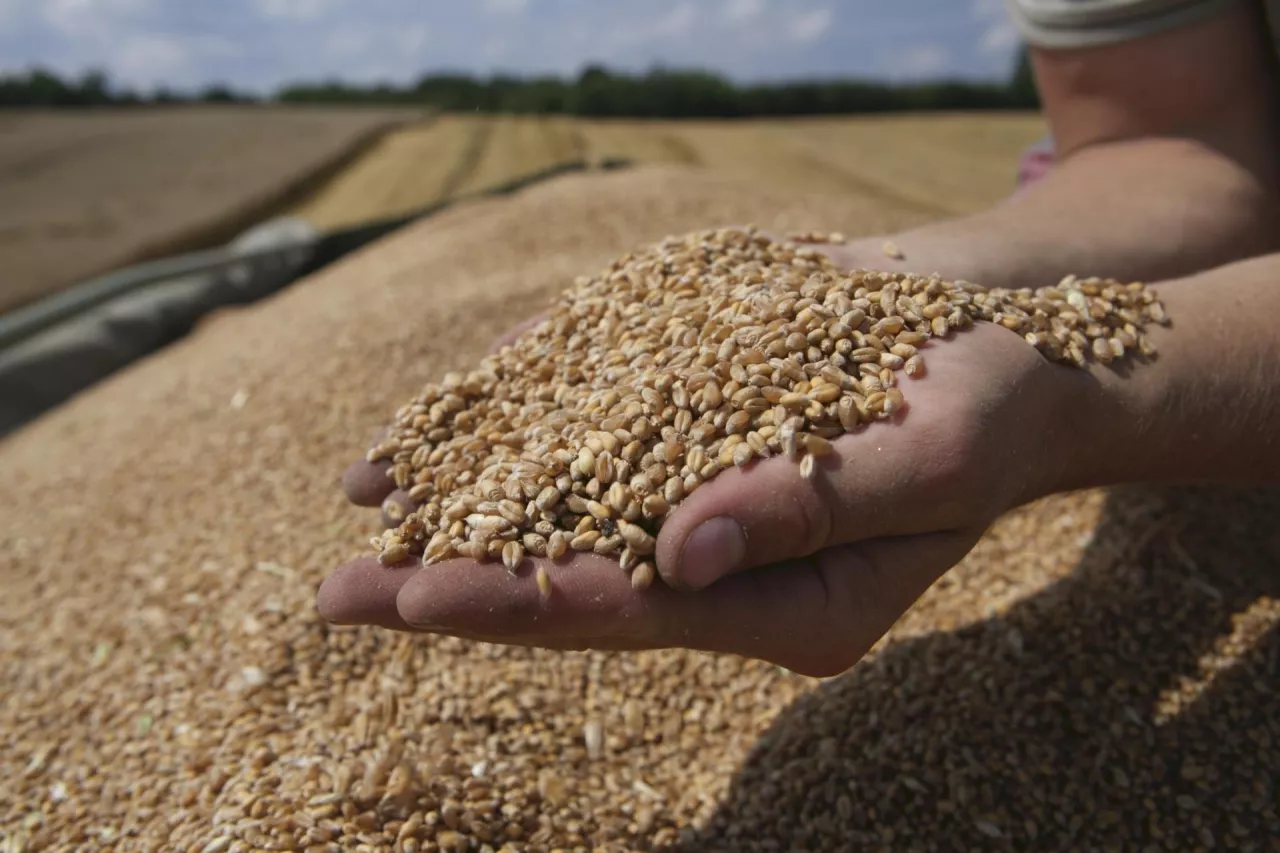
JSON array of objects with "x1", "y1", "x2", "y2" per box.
[{"x1": 366, "y1": 227, "x2": 1167, "y2": 590}]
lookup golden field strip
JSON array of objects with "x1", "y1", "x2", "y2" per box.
[{"x1": 290, "y1": 112, "x2": 1047, "y2": 229}]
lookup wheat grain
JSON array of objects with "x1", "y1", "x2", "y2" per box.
[{"x1": 366, "y1": 228, "x2": 1167, "y2": 591}]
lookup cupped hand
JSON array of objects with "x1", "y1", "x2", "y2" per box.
[{"x1": 322, "y1": 312, "x2": 1084, "y2": 677}]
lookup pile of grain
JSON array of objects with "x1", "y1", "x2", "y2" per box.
[
  {"x1": 1, "y1": 166, "x2": 1275, "y2": 852},
  {"x1": 366, "y1": 226, "x2": 1166, "y2": 590}
]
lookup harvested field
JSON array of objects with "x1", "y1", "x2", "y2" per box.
[
  {"x1": 789, "y1": 113, "x2": 1050, "y2": 214},
  {"x1": 660, "y1": 122, "x2": 858, "y2": 199},
  {"x1": 451, "y1": 115, "x2": 583, "y2": 197},
  {"x1": 290, "y1": 115, "x2": 481, "y2": 231},
  {"x1": 0, "y1": 106, "x2": 424, "y2": 313},
  {"x1": 2, "y1": 164, "x2": 1275, "y2": 851},
  {"x1": 658, "y1": 113, "x2": 1046, "y2": 215},
  {"x1": 292, "y1": 115, "x2": 586, "y2": 231},
  {"x1": 288, "y1": 113, "x2": 1044, "y2": 235},
  {"x1": 578, "y1": 120, "x2": 702, "y2": 167}
]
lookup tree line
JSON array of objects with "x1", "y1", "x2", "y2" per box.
[{"x1": 1, "y1": 54, "x2": 1038, "y2": 115}]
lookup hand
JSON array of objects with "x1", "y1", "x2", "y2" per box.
[
  {"x1": 488, "y1": 312, "x2": 547, "y2": 353},
  {"x1": 321, "y1": 313, "x2": 1085, "y2": 676}
]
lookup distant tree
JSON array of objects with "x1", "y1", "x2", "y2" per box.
[
  {"x1": 1009, "y1": 45, "x2": 1040, "y2": 109},
  {"x1": 502, "y1": 76, "x2": 571, "y2": 113},
  {"x1": 570, "y1": 64, "x2": 624, "y2": 116},
  {"x1": 20, "y1": 69, "x2": 75, "y2": 105},
  {"x1": 77, "y1": 69, "x2": 112, "y2": 105},
  {"x1": 412, "y1": 73, "x2": 488, "y2": 109},
  {"x1": 0, "y1": 58, "x2": 1048, "y2": 115},
  {"x1": 200, "y1": 84, "x2": 247, "y2": 103},
  {"x1": 151, "y1": 85, "x2": 183, "y2": 104}
]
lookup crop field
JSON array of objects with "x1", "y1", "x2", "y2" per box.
[
  {"x1": 288, "y1": 111, "x2": 1047, "y2": 229},
  {"x1": 0, "y1": 105, "x2": 425, "y2": 313},
  {"x1": 287, "y1": 115, "x2": 482, "y2": 230},
  {"x1": 0, "y1": 110, "x2": 1044, "y2": 312},
  {"x1": 5, "y1": 109, "x2": 1273, "y2": 851}
]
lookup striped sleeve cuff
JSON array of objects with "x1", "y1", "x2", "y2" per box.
[{"x1": 1004, "y1": 0, "x2": 1245, "y2": 48}]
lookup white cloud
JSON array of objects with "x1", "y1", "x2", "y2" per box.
[
  {"x1": 480, "y1": 36, "x2": 508, "y2": 61},
  {"x1": 482, "y1": 0, "x2": 528, "y2": 15},
  {"x1": 112, "y1": 33, "x2": 187, "y2": 80},
  {"x1": 602, "y1": 3, "x2": 698, "y2": 49},
  {"x1": 42, "y1": 0, "x2": 151, "y2": 37},
  {"x1": 654, "y1": 4, "x2": 697, "y2": 38},
  {"x1": 785, "y1": 7, "x2": 832, "y2": 44},
  {"x1": 979, "y1": 19, "x2": 1018, "y2": 53},
  {"x1": 970, "y1": 0, "x2": 1019, "y2": 55},
  {"x1": 253, "y1": 0, "x2": 333, "y2": 22},
  {"x1": 395, "y1": 23, "x2": 429, "y2": 55},
  {"x1": 891, "y1": 43, "x2": 948, "y2": 77},
  {"x1": 326, "y1": 27, "x2": 377, "y2": 58},
  {"x1": 0, "y1": 0, "x2": 21, "y2": 31},
  {"x1": 111, "y1": 32, "x2": 240, "y2": 87},
  {"x1": 722, "y1": 0, "x2": 765, "y2": 25}
]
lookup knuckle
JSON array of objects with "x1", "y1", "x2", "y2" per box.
[{"x1": 786, "y1": 486, "x2": 834, "y2": 556}]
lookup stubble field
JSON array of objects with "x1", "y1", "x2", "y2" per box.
[
  {"x1": 0, "y1": 105, "x2": 424, "y2": 313},
  {"x1": 290, "y1": 111, "x2": 1048, "y2": 229}
]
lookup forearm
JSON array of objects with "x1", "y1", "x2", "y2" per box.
[
  {"x1": 1059, "y1": 252, "x2": 1280, "y2": 492},
  {"x1": 852, "y1": 136, "x2": 1280, "y2": 289},
  {"x1": 850, "y1": 1, "x2": 1280, "y2": 291}
]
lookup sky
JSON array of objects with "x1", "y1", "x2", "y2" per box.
[{"x1": 0, "y1": 0, "x2": 1024, "y2": 94}]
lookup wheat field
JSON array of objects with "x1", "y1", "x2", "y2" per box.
[
  {"x1": 289, "y1": 112, "x2": 1047, "y2": 229},
  {"x1": 288, "y1": 115, "x2": 481, "y2": 230}
]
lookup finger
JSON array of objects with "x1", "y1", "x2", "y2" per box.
[
  {"x1": 317, "y1": 555, "x2": 421, "y2": 630},
  {"x1": 380, "y1": 489, "x2": 417, "y2": 528},
  {"x1": 343, "y1": 459, "x2": 395, "y2": 507},
  {"x1": 654, "y1": 413, "x2": 957, "y2": 591},
  {"x1": 392, "y1": 529, "x2": 973, "y2": 677},
  {"x1": 692, "y1": 528, "x2": 975, "y2": 675},
  {"x1": 489, "y1": 312, "x2": 548, "y2": 353},
  {"x1": 396, "y1": 553, "x2": 658, "y2": 640},
  {"x1": 342, "y1": 426, "x2": 396, "y2": 507},
  {"x1": 316, "y1": 555, "x2": 632, "y2": 649}
]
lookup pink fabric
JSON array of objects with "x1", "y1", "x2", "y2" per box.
[{"x1": 1015, "y1": 137, "x2": 1056, "y2": 194}]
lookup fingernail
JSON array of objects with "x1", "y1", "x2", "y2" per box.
[{"x1": 679, "y1": 516, "x2": 746, "y2": 590}]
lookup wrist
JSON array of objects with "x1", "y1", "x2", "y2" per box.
[
  {"x1": 837, "y1": 229, "x2": 1007, "y2": 288},
  {"x1": 1011, "y1": 354, "x2": 1110, "y2": 506},
  {"x1": 1046, "y1": 269, "x2": 1280, "y2": 493}
]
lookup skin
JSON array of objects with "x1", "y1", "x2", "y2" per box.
[{"x1": 319, "y1": 4, "x2": 1280, "y2": 677}]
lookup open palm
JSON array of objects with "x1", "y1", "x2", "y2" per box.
[{"x1": 320, "y1": 313, "x2": 1083, "y2": 676}]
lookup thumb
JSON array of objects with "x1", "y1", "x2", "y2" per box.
[
  {"x1": 489, "y1": 312, "x2": 548, "y2": 353},
  {"x1": 666, "y1": 527, "x2": 979, "y2": 676},
  {"x1": 655, "y1": 424, "x2": 952, "y2": 591}
]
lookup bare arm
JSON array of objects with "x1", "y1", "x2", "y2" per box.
[
  {"x1": 1053, "y1": 251, "x2": 1280, "y2": 493},
  {"x1": 844, "y1": 2, "x2": 1280, "y2": 287}
]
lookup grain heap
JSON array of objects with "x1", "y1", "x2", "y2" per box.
[
  {"x1": 1, "y1": 166, "x2": 1273, "y2": 852},
  {"x1": 366, "y1": 226, "x2": 1167, "y2": 586}
]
